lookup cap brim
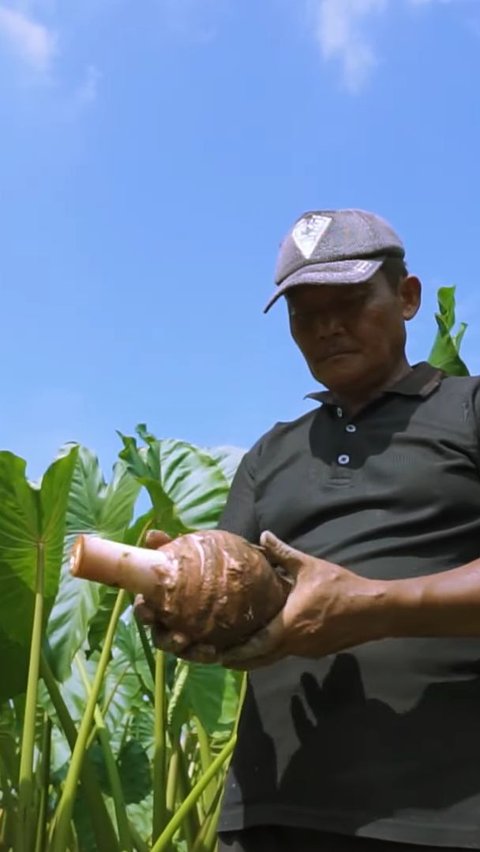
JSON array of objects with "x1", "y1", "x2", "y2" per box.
[{"x1": 263, "y1": 257, "x2": 385, "y2": 313}]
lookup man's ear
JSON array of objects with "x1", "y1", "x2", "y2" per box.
[{"x1": 400, "y1": 275, "x2": 421, "y2": 321}]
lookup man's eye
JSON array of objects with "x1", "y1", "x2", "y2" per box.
[{"x1": 289, "y1": 310, "x2": 313, "y2": 321}]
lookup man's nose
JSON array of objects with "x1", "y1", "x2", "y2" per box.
[{"x1": 310, "y1": 312, "x2": 344, "y2": 337}]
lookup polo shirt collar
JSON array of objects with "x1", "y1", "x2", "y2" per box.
[{"x1": 305, "y1": 362, "x2": 444, "y2": 405}]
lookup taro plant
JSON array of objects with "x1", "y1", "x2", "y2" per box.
[
  {"x1": 428, "y1": 285, "x2": 469, "y2": 376},
  {"x1": 0, "y1": 432, "x2": 245, "y2": 851}
]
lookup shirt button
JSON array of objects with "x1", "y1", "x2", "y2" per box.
[
  {"x1": 345, "y1": 424, "x2": 356, "y2": 433},
  {"x1": 336, "y1": 407, "x2": 343, "y2": 418},
  {"x1": 337, "y1": 454, "x2": 350, "y2": 465}
]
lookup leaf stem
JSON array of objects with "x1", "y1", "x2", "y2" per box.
[
  {"x1": 40, "y1": 652, "x2": 120, "y2": 852},
  {"x1": 50, "y1": 589, "x2": 127, "y2": 852},
  {"x1": 192, "y1": 715, "x2": 215, "y2": 811},
  {"x1": 152, "y1": 650, "x2": 167, "y2": 842},
  {"x1": 151, "y1": 735, "x2": 236, "y2": 852},
  {"x1": 177, "y1": 742, "x2": 200, "y2": 848},
  {"x1": 134, "y1": 616, "x2": 156, "y2": 684},
  {"x1": 76, "y1": 654, "x2": 133, "y2": 852},
  {"x1": 33, "y1": 713, "x2": 51, "y2": 852},
  {"x1": 16, "y1": 541, "x2": 45, "y2": 852},
  {"x1": 165, "y1": 742, "x2": 181, "y2": 819},
  {"x1": 191, "y1": 784, "x2": 223, "y2": 852}
]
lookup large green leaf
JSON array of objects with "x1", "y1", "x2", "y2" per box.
[
  {"x1": 428, "y1": 286, "x2": 469, "y2": 376},
  {"x1": 0, "y1": 449, "x2": 77, "y2": 701},
  {"x1": 118, "y1": 425, "x2": 240, "y2": 535},
  {"x1": 46, "y1": 447, "x2": 140, "y2": 680},
  {"x1": 99, "y1": 616, "x2": 155, "y2": 762},
  {"x1": 203, "y1": 446, "x2": 245, "y2": 485},
  {"x1": 168, "y1": 660, "x2": 242, "y2": 740},
  {"x1": 116, "y1": 739, "x2": 152, "y2": 805},
  {"x1": 113, "y1": 616, "x2": 155, "y2": 701},
  {"x1": 126, "y1": 793, "x2": 154, "y2": 845},
  {"x1": 119, "y1": 426, "x2": 225, "y2": 533},
  {"x1": 77, "y1": 736, "x2": 152, "y2": 807}
]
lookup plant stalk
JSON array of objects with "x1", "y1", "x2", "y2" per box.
[
  {"x1": 177, "y1": 743, "x2": 200, "y2": 849},
  {"x1": 191, "y1": 784, "x2": 223, "y2": 852},
  {"x1": 40, "y1": 652, "x2": 120, "y2": 852},
  {"x1": 50, "y1": 589, "x2": 127, "y2": 852},
  {"x1": 134, "y1": 616, "x2": 156, "y2": 684},
  {"x1": 165, "y1": 742, "x2": 181, "y2": 819},
  {"x1": 151, "y1": 735, "x2": 236, "y2": 852},
  {"x1": 33, "y1": 714, "x2": 52, "y2": 852},
  {"x1": 192, "y1": 715, "x2": 215, "y2": 811},
  {"x1": 76, "y1": 654, "x2": 133, "y2": 852},
  {"x1": 152, "y1": 650, "x2": 167, "y2": 842},
  {"x1": 16, "y1": 542, "x2": 45, "y2": 852},
  {"x1": 129, "y1": 822, "x2": 149, "y2": 852}
]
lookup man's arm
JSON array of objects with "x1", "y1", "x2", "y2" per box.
[
  {"x1": 382, "y1": 558, "x2": 480, "y2": 637},
  {"x1": 220, "y1": 532, "x2": 480, "y2": 669}
]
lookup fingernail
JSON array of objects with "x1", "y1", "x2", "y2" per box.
[{"x1": 170, "y1": 633, "x2": 189, "y2": 652}]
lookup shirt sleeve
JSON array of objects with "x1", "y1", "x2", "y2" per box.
[{"x1": 216, "y1": 447, "x2": 260, "y2": 544}]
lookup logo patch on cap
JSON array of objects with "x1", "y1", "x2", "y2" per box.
[
  {"x1": 353, "y1": 260, "x2": 375, "y2": 274},
  {"x1": 292, "y1": 215, "x2": 332, "y2": 259}
]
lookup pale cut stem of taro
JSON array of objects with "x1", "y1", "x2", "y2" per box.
[{"x1": 70, "y1": 535, "x2": 173, "y2": 600}]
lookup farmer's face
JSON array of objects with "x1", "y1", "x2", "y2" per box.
[{"x1": 286, "y1": 271, "x2": 421, "y2": 396}]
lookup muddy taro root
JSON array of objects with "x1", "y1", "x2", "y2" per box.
[{"x1": 70, "y1": 529, "x2": 291, "y2": 650}]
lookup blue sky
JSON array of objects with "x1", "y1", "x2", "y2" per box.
[{"x1": 1, "y1": 0, "x2": 480, "y2": 479}]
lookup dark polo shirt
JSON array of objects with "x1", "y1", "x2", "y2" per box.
[{"x1": 218, "y1": 363, "x2": 480, "y2": 849}]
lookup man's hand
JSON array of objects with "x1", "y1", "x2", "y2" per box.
[
  {"x1": 134, "y1": 528, "x2": 480, "y2": 668},
  {"x1": 220, "y1": 531, "x2": 388, "y2": 670},
  {"x1": 134, "y1": 528, "x2": 388, "y2": 669}
]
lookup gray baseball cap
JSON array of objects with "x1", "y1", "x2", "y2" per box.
[{"x1": 264, "y1": 208, "x2": 405, "y2": 313}]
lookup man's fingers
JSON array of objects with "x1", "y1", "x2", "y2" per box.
[
  {"x1": 133, "y1": 594, "x2": 156, "y2": 626},
  {"x1": 223, "y1": 649, "x2": 285, "y2": 671},
  {"x1": 149, "y1": 627, "x2": 217, "y2": 663},
  {"x1": 134, "y1": 598, "x2": 189, "y2": 652},
  {"x1": 260, "y1": 530, "x2": 303, "y2": 576},
  {"x1": 151, "y1": 624, "x2": 191, "y2": 654},
  {"x1": 181, "y1": 644, "x2": 218, "y2": 664},
  {"x1": 220, "y1": 621, "x2": 282, "y2": 666},
  {"x1": 144, "y1": 529, "x2": 172, "y2": 549},
  {"x1": 220, "y1": 634, "x2": 269, "y2": 665}
]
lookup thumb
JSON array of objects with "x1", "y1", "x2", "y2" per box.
[
  {"x1": 259, "y1": 530, "x2": 303, "y2": 577},
  {"x1": 144, "y1": 529, "x2": 172, "y2": 550}
]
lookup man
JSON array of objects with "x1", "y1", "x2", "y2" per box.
[{"x1": 139, "y1": 210, "x2": 480, "y2": 851}]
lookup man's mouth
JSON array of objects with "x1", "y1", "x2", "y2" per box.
[{"x1": 317, "y1": 348, "x2": 356, "y2": 362}]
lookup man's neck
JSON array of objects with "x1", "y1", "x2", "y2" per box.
[{"x1": 332, "y1": 359, "x2": 412, "y2": 417}]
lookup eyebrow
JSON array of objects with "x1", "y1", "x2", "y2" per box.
[{"x1": 287, "y1": 283, "x2": 374, "y2": 307}]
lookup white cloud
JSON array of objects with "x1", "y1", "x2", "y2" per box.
[
  {"x1": 312, "y1": 0, "x2": 387, "y2": 92},
  {"x1": 0, "y1": 5, "x2": 100, "y2": 112},
  {"x1": 310, "y1": 0, "x2": 460, "y2": 92},
  {"x1": 0, "y1": 4, "x2": 56, "y2": 74}
]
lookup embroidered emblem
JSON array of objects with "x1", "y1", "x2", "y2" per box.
[
  {"x1": 353, "y1": 260, "x2": 374, "y2": 274},
  {"x1": 292, "y1": 215, "x2": 332, "y2": 259}
]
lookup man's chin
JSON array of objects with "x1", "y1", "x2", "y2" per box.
[{"x1": 310, "y1": 358, "x2": 363, "y2": 389}]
